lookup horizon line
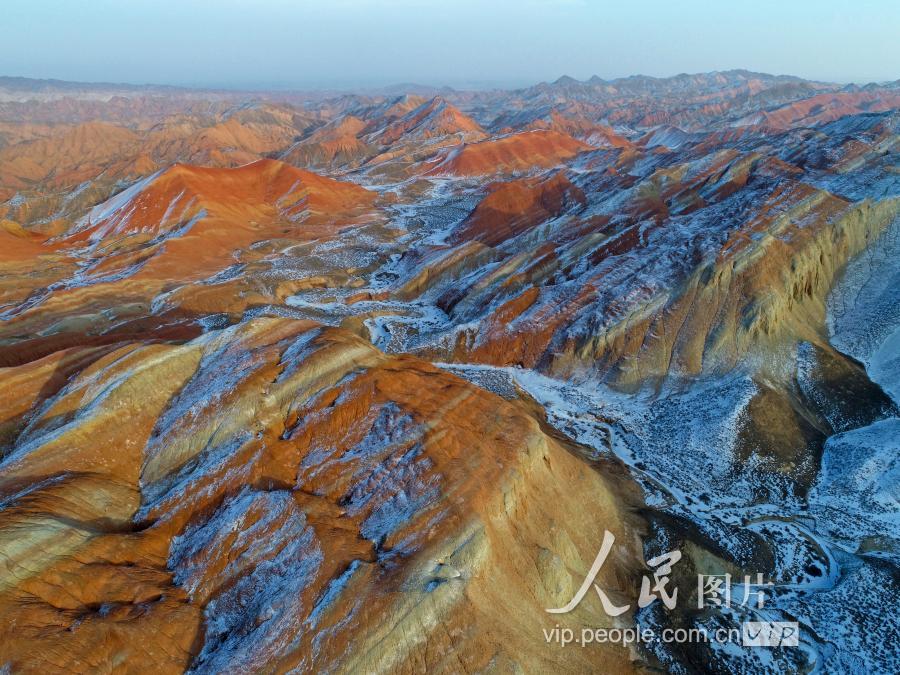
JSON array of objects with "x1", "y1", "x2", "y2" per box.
[{"x1": 2, "y1": 69, "x2": 897, "y2": 95}]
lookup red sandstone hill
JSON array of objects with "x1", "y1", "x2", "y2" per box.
[
  {"x1": 65, "y1": 158, "x2": 378, "y2": 282},
  {"x1": 0, "y1": 219, "x2": 55, "y2": 265},
  {"x1": 0, "y1": 103, "x2": 313, "y2": 205},
  {"x1": 280, "y1": 115, "x2": 373, "y2": 169},
  {"x1": 372, "y1": 96, "x2": 484, "y2": 146},
  {"x1": 735, "y1": 90, "x2": 900, "y2": 128},
  {"x1": 525, "y1": 110, "x2": 633, "y2": 148},
  {"x1": 0, "y1": 121, "x2": 141, "y2": 193},
  {"x1": 425, "y1": 129, "x2": 591, "y2": 176},
  {"x1": 360, "y1": 94, "x2": 428, "y2": 126},
  {"x1": 454, "y1": 172, "x2": 586, "y2": 247},
  {"x1": 73, "y1": 158, "x2": 375, "y2": 240},
  {"x1": 279, "y1": 97, "x2": 485, "y2": 173}
]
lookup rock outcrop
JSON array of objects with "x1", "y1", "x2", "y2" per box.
[{"x1": 0, "y1": 319, "x2": 644, "y2": 673}]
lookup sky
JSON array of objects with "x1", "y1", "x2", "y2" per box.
[{"x1": 3, "y1": 0, "x2": 898, "y2": 89}]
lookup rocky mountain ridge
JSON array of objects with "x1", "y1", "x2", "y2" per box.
[{"x1": 0, "y1": 72, "x2": 898, "y2": 673}]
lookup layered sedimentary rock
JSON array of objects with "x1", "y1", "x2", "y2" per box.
[
  {"x1": 453, "y1": 172, "x2": 586, "y2": 247},
  {"x1": 426, "y1": 129, "x2": 590, "y2": 176},
  {"x1": 1, "y1": 72, "x2": 899, "y2": 673},
  {"x1": 0, "y1": 319, "x2": 644, "y2": 673},
  {"x1": 280, "y1": 116, "x2": 374, "y2": 170},
  {"x1": 372, "y1": 113, "x2": 900, "y2": 388},
  {"x1": 0, "y1": 158, "x2": 381, "y2": 351}
]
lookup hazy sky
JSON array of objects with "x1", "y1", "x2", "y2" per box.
[{"x1": 3, "y1": 0, "x2": 898, "y2": 89}]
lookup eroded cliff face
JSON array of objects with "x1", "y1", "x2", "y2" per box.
[
  {"x1": 0, "y1": 318, "x2": 645, "y2": 673},
  {"x1": 556, "y1": 195, "x2": 900, "y2": 386}
]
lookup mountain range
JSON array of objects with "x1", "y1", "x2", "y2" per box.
[{"x1": 0, "y1": 70, "x2": 898, "y2": 674}]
